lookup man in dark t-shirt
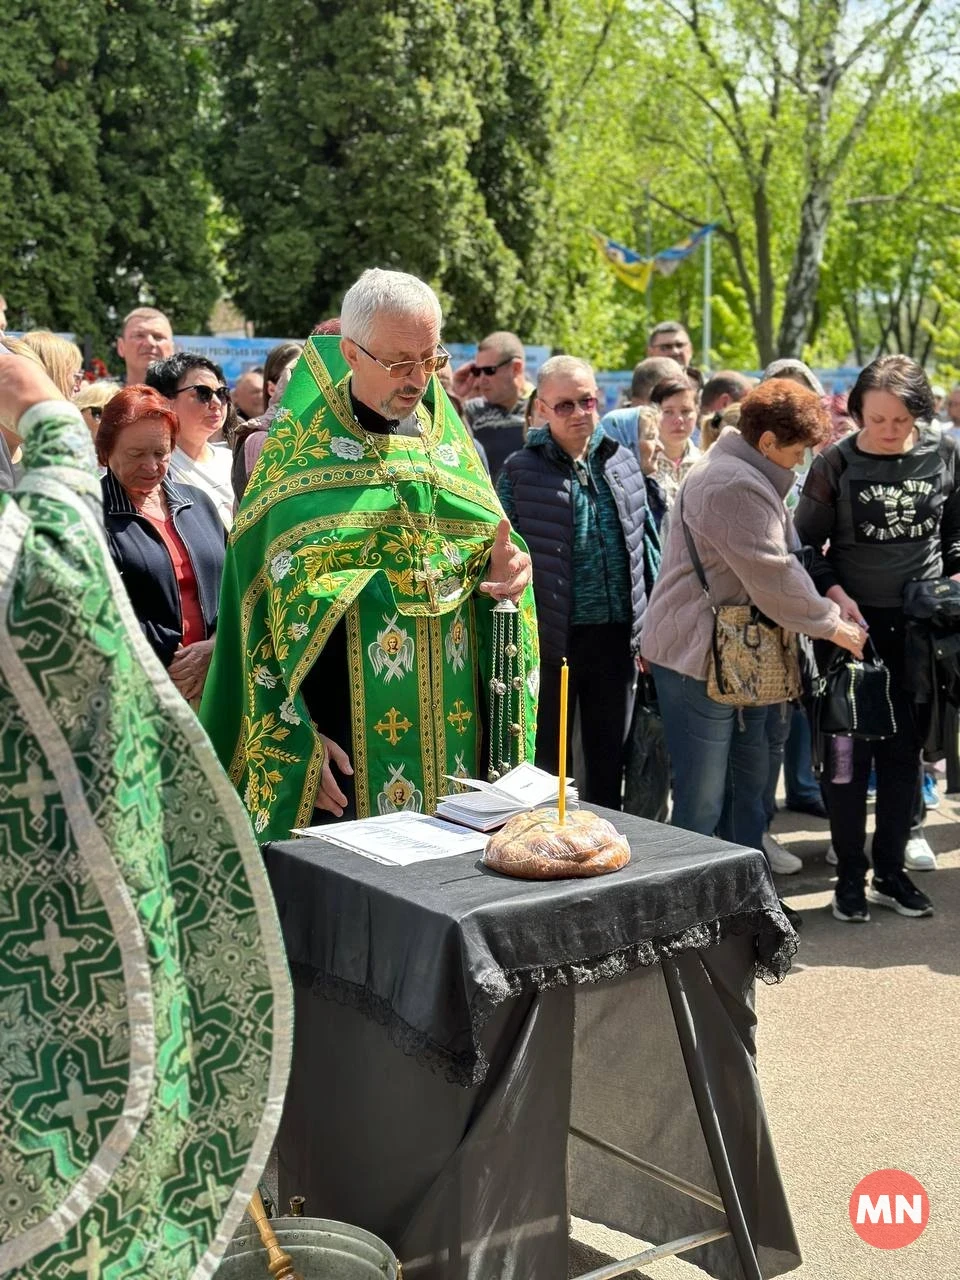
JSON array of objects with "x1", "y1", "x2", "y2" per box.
[{"x1": 463, "y1": 329, "x2": 530, "y2": 481}]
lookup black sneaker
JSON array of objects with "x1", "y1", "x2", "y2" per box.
[
  {"x1": 832, "y1": 881, "x2": 870, "y2": 923},
  {"x1": 867, "y1": 871, "x2": 934, "y2": 918}
]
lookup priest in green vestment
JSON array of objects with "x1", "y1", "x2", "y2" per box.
[{"x1": 201, "y1": 270, "x2": 539, "y2": 841}]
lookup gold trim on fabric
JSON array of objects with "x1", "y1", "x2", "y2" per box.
[
  {"x1": 517, "y1": 612, "x2": 529, "y2": 761},
  {"x1": 468, "y1": 601, "x2": 482, "y2": 766},
  {"x1": 429, "y1": 615, "x2": 446, "y2": 811},
  {"x1": 415, "y1": 617, "x2": 438, "y2": 814},
  {"x1": 234, "y1": 465, "x2": 501, "y2": 538},
  {"x1": 345, "y1": 603, "x2": 370, "y2": 819},
  {"x1": 294, "y1": 736, "x2": 327, "y2": 833},
  {"x1": 289, "y1": 572, "x2": 372, "y2": 699},
  {"x1": 228, "y1": 728, "x2": 248, "y2": 785},
  {"x1": 239, "y1": 516, "x2": 494, "y2": 642}
]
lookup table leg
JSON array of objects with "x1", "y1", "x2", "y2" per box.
[{"x1": 661, "y1": 958, "x2": 763, "y2": 1280}]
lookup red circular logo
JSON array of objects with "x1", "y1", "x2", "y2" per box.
[{"x1": 849, "y1": 1170, "x2": 929, "y2": 1248}]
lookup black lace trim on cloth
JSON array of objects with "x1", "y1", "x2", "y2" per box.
[{"x1": 291, "y1": 906, "x2": 798, "y2": 1089}]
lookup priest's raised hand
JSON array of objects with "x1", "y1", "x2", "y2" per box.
[{"x1": 478, "y1": 517, "x2": 532, "y2": 604}]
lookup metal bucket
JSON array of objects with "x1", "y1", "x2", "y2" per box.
[{"x1": 217, "y1": 1215, "x2": 399, "y2": 1279}]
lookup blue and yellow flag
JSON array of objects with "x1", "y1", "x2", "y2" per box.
[
  {"x1": 589, "y1": 230, "x2": 655, "y2": 293},
  {"x1": 591, "y1": 225, "x2": 718, "y2": 292}
]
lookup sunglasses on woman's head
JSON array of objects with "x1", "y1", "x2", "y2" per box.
[
  {"x1": 87, "y1": 406, "x2": 103, "y2": 422},
  {"x1": 175, "y1": 383, "x2": 230, "y2": 406}
]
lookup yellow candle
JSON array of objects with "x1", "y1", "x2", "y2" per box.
[{"x1": 558, "y1": 658, "x2": 569, "y2": 825}]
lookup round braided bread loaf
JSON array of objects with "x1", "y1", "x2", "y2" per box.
[{"x1": 482, "y1": 807, "x2": 630, "y2": 880}]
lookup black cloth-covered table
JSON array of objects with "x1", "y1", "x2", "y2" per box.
[{"x1": 265, "y1": 809, "x2": 802, "y2": 1280}]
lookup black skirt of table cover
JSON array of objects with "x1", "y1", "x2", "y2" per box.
[{"x1": 263, "y1": 807, "x2": 796, "y2": 1089}]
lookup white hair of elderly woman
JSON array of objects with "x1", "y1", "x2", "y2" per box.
[
  {"x1": 340, "y1": 269, "x2": 443, "y2": 347},
  {"x1": 536, "y1": 354, "x2": 594, "y2": 391}
]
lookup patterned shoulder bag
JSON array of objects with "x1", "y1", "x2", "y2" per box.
[{"x1": 679, "y1": 489, "x2": 802, "y2": 707}]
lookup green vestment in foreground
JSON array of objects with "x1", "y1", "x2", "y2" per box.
[
  {"x1": 200, "y1": 337, "x2": 539, "y2": 841},
  {"x1": 0, "y1": 401, "x2": 291, "y2": 1279}
]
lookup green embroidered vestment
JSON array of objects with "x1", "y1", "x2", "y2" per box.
[
  {"x1": 200, "y1": 337, "x2": 539, "y2": 841},
  {"x1": 0, "y1": 401, "x2": 291, "y2": 1279}
]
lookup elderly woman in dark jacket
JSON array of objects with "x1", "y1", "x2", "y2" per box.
[
  {"x1": 796, "y1": 354, "x2": 960, "y2": 923},
  {"x1": 497, "y1": 355, "x2": 649, "y2": 809},
  {"x1": 98, "y1": 385, "x2": 226, "y2": 702}
]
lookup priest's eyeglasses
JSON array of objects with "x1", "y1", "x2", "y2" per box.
[{"x1": 354, "y1": 342, "x2": 451, "y2": 379}]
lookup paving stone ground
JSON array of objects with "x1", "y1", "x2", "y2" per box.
[{"x1": 569, "y1": 779, "x2": 960, "y2": 1279}]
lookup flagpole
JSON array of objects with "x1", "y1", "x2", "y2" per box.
[
  {"x1": 702, "y1": 142, "x2": 713, "y2": 371},
  {"x1": 645, "y1": 184, "x2": 653, "y2": 330}
]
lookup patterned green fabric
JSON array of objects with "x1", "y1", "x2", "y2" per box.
[
  {"x1": 0, "y1": 402, "x2": 292, "y2": 1278},
  {"x1": 200, "y1": 336, "x2": 539, "y2": 838}
]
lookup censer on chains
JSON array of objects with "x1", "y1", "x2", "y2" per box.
[{"x1": 488, "y1": 599, "x2": 523, "y2": 782}]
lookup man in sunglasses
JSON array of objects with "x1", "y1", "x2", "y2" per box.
[
  {"x1": 201, "y1": 268, "x2": 536, "y2": 840},
  {"x1": 496, "y1": 355, "x2": 651, "y2": 811},
  {"x1": 463, "y1": 330, "x2": 530, "y2": 482}
]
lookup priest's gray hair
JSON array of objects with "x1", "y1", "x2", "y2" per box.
[
  {"x1": 341, "y1": 269, "x2": 443, "y2": 346},
  {"x1": 537, "y1": 355, "x2": 595, "y2": 391}
]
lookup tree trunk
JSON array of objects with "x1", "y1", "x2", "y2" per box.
[
  {"x1": 753, "y1": 182, "x2": 776, "y2": 366},
  {"x1": 776, "y1": 182, "x2": 832, "y2": 358}
]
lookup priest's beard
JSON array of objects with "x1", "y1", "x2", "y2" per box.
[{"x1": 380, "y1": 385, "x2": 425, "y2": 420}]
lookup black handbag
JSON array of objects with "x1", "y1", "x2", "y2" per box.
[
  {"x1": 623, "y1": 674, "x2": 670, "y2": 822},
  {"x1": 813, "y1": 637, "x2": 896, "y2": 740},
  {"x1": 902, "y1": 577, "x2": 960, "y2": 628}
]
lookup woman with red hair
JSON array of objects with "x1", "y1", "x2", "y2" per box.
[{"x1": 99, "y1": 385, "x2": 226, "y2": 701}]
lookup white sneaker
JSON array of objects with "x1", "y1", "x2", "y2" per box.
[
  {"x1": 763, "y1": 832, "x2": 802, "y2": 875},
  {"x1": 904, "y1": 834, "x2": 938, "y2": 872},
  {"x1": 825, "y1": 843, "x2": 838, "y2": 866}
]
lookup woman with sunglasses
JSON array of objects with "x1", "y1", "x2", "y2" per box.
[
  {"x1": 496, "y1": 355, "x2": 651, "y2": 809},
  {"x1": 146, "y1": 354, "x2": 236, "y2": 528},
  {"x1": 99, "y1": 385, "x2": 226, "y2": 703}
]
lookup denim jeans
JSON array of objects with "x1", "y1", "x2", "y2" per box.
[
  {"x1": 783, "y1": 705, "x2": 823, "y2": 808},
  {"x1": 651, "y1": 663, "x2": 768, "y2": 852},
  {"x1": 763, "y1": 702, "x2": 792, "y2": 827}
]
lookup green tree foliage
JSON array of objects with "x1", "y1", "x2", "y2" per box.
[
  {"x1": 606, "y1": 0, "x2": 948, "y2": 364},
  {"x1": 0, "y1": 1, "x2": 218, "y2": 351},
  {"x1": 92, "y1": 0, "x2": 220, "y2": 343},
  {"x1": 459, "y1": 0, "x2": 563, "y2": 341},
  {"x1": 0, "y1": 2, "x2": 108, "y2": 335},
  {"x1": 819, "y1": 91, "x2": 960, "y2": 366},
  {"x1": 215, "y1": 0, "x2": 564, "y2": 340},
  {"x1": 4, "y1": 0, "x2": 960, "y2": 373}
]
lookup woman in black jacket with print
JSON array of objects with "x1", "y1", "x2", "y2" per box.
[{"x1": 796, "y1": 355, "x2": 960, "y2": 923}]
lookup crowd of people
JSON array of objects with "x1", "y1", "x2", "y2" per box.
[{"x1": 2, "y1": 277, "x2": 958, "y2": 930}]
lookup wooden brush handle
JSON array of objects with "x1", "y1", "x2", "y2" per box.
[{"x1": 247, "y1": 1188, "x2": 301, "y2": 1280}]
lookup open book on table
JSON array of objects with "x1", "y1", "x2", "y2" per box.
[{"x1": 435, "y1": 763, "x2": 578, "y2": 833}]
